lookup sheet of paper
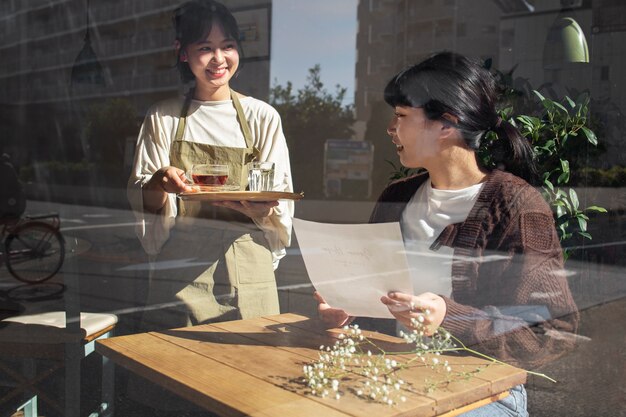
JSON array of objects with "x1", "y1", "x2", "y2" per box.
[{"x1": 292, "y1": 218, "x2": 413, "y2": 318}]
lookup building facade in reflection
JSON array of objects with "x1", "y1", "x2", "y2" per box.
[
  {"x1": 354, "y1": 0, "x2": 500, "y2": 127},
  {"x1": 354, "y1": 0, "x2": 625, "y2": 166},
  {"x1": 0, "y1": 0, "x2": 272, "y2": 169}
]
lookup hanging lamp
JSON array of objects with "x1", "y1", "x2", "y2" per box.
[
  {"x1": 543, "y1": 10, "x2": 590, "y2": 69},
  {"x1": 71, "y1": 0, "x2": 105, "y2": 85}
]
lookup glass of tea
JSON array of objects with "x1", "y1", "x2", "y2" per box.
[{"x1": 189, "y1": 164, "x2": 229, "y2": 189}]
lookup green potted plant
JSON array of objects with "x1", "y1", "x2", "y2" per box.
[{"x1": 482, "y1": 65, "x2": 606, "y2": 259}]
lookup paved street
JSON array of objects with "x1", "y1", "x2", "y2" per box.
[{"x1": 1, "y1": 199, "x2": 317, "y2": 314}]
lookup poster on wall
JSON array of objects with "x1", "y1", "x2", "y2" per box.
[
  {"x1": 324, "y1": 139, "x2": 374, "y2": 199},
  {"x1": 233, "y1": 6, "x2": 270, "y2": 59}
]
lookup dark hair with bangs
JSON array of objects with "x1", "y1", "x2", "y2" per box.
[
  {"x1": 384, "y1": 52, "x2": 536, "y2": 182},
  {"x1": 173, "y1": 0, "x2": 243, "y2": 83}
]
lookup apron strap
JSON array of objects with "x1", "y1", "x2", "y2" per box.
[
  {"x1": 230, "y1": 88, "x2": 260, "y2": 159},
  {"x1": 174, "y1": 88, "x2": 259, "y2": 160},
  {"x1": 174, "y1": 92, "x2": 193, "y2": 142}
]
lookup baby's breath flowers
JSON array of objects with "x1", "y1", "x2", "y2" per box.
[
  {"x1": 303, "y1": 324, "x2": 408, "y2": 404},
  {"x1": 302, "y1": 311, "x2": 555, "y2": 405},
  {"x1": 302, "y1": 313, "x2": 458, "y2": 405}
]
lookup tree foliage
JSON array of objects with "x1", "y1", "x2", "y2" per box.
[
  {"x1": 363, "y1": 100, "x2": 401, "y2": 199},
  {"x1": 270, "y1": 65, "x2": 355, "y2": 198},
  {"x1": 84, "y1": 98, "x2": 138, "y2": 165},
  {"x1": 84, "y1": 98, "x2": 139, "y2": 185}
]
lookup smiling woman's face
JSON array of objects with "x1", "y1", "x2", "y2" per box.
[
  {"x1": 184, "y1": 23, "x2": 239, "y2": 96},
  {"x1": 386, "y1": 106, "x2": 445, "y2": 169}
]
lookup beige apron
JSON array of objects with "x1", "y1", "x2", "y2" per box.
[{"x1": 140, "y1": 89, "x2": 279, "y2": 332}]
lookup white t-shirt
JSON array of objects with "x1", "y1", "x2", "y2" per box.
[
  {"x1": 127, "y1": 95, "x2": 294, "y2": 268},
  {"x1": 401, "y1": 179, "x2": 484, "y2": 297}
]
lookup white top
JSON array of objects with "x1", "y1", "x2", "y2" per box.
[
  {"x1": 127, "y1": 95, "x2": 294, "y2": 268},
  {"x1": 400, "y1": 179, "x2": 484, "y2": 297}
]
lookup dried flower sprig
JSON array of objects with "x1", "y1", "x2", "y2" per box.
[
  {"x1": 303, "y1": 324, "x2": 408, "y2": 404},
  {"x1": 303, "y1": 312, "x2": 555, "y2": 405}
]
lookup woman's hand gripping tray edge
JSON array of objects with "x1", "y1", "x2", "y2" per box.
[{"x1": 143, "y1": 166, "x2": 192, "y2": 213}]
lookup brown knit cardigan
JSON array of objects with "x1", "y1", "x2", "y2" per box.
[{"x1": 369, "y1": 169, "x2": 579, "y2": 369}]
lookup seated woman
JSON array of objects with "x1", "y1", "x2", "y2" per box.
[{"x1": 316, "y1": 52, "x2": 579, "y2": 417}]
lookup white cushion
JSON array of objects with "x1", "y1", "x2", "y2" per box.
[{"x1": 2, "y1": 311, "x2": 118, "y2": 337}]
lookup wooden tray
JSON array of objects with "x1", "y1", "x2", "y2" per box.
[{"x1": 178, "y1": 190, "x2": 304, "y2": 202}]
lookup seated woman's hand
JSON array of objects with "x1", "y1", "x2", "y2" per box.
[
  {"x1": 313, "y1": 292, "x2": 353, "y2": 329},
  {"x1": 380, "y1": 291, "x2": 446, "y2": 336},
  {"x1": 211, "y1": 200, "x2": 279, "y2": 218}
]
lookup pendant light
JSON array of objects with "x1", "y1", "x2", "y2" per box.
[
  {"x1": 71, "y1": 0, "x2": 105, "y2": 86},
  {"x1": 543, "y1": 6, "x2": 590, "y2": 69}
]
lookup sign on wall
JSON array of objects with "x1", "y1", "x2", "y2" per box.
[
  {"x1": 324, "y1": 139, "x2": 374, "y2": 199},
  {"x1": 234, "y1": 6, "x2": 270, "y2": 60}
]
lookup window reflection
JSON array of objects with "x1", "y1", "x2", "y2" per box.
[{"x1": 0, "y1": 1, "x2": 624, "y2": 417}]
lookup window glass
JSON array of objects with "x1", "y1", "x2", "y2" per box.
[{"x1": 0, "y1": 1, "x2": 623, "y2": 417}]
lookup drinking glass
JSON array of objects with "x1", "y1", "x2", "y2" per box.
[{"x1": 248, "y1": 162, "x2": 275, "y2": 191}]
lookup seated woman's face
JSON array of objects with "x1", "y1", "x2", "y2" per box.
[{"x1": 387, "y1": 106, "x2": 446, "y2": 169}]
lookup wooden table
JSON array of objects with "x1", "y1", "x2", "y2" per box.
[{"x1": 96, "y1": 313, "x2": 526, "y2": 417}]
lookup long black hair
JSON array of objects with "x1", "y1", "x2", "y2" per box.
[
  {"x1": 384, "y1": 52, "x2": 536, "y2": 183},
  {"x1": 172, "y1": 0, "x2": 243, "y2": 83}
]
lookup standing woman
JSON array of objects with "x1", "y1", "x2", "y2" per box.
[
  {"x1": 128, "y1": 0, "x2": 293, "y2": 333},
  {"x1": 318, "y1": 52, "x2": 578, "y2": 417}
]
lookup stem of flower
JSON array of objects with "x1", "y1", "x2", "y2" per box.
[{"x1": 446, "y1": 333, "x2": 557, "y2": 383}]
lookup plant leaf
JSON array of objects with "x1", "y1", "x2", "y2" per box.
[
  {"x1": 556, "y1": 205, "x2": 565, "y2": 218},
  {"x1": 533, "y1": 90, "x2": 546, "y2": 102},
  {"x1": 517, "y1": 115, "x2": 533, "y2": 126},
  {"x1": 553, "y1": 101, "x2": 569, "y2": 113},
  {"x1": 558, "y1": 160, "x2": 570, "y2": 184},
  {"x1": 581, "y1": 126, "x2": 598, "y2": 146},
  {"x1": 569, "y1": 188, "x2": 579, "y2": 210},
  {"x1": 577, "y1": 216, "x2": 588, "y2": 232},
  {"x1": 544, "y1": 180, "x2": 555, "y2": 192},
  {"x1": 585, "y1": 205, "x2": 608, "y2": 213},
  {"x1": 557, "y1": 170, "x2": 570, "y2": 184}
]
